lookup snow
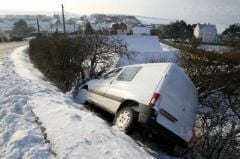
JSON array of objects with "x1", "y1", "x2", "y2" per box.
[
  {"x1": 132, "y1": 27, "x2": 151, "y2": 35},
  {"x1": 118, "y1": 51, "x2": 178, "y2": 66},
  {"x1": 118, "y1": 35, "x2": 163, "y2": 53},
  {"x1": 0, "y1": 50, "x2": 52, "y2": 158},
  {"x1": 136, "y1": 16, "x2": 174, "y2": 25},
  {"x1": 116, "y1": 36, "x2": 179, "y2": 66},
  {"x1": 198, "y1": 44, "x2": 231, "y2": 53},
  {"x1": 160, "y1": 43, "x2": 178, "y2": 52},
  {"x1": 0, "y1": 45, "x2": 169, "y2": 158}
]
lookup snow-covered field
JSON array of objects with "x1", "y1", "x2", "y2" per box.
[
  {"x1": 0, "y1": 45, "x2": 174, "y2": 158},
  {"x1": 136, "y1": 16, "x2": 174, "y2": 25},
  {"x1": 160, "y1": 43, "x2": 178, "y2": 52},
  {"x1": 198, "y1": 44, "x2": 231, "y2": 53}
]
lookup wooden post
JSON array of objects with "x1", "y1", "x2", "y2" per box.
[
  {"x1": 37, "y1": 18, "x2": 40, "y2": 35},
  {"x1": 62, "y1": 4, "x2": 66, "y2": 34}
]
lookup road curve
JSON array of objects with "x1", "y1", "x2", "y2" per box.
[{"x1": 0, "y1": 42, "x2": 27, "y2": 70}]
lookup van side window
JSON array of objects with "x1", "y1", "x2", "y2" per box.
[
  {"x1": 104, "y1": 68, "x2": 122, "y2": 79},
  {"x1": 117, "y1": 67, "x2": 141, "y2": 81}
]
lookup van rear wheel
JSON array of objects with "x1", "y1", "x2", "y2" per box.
[{"x1": 113, "y1": 107, "x2": 138, "y2": 133}]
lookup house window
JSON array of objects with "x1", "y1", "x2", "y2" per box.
[{"x1": 117, "y1": 67, "x2": 142, "y2": 81}]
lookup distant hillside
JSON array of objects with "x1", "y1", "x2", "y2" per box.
[
  {"x1": 136, "y1": 16, "x2": 175, "y2": 25},
  {"x1": 136, "y1": 16, "x2": 228, "y2": 33},
  {"x1": 89, "y1": 14, "x2": 141, "y2": 25},
  {"x1": 0, "y1": 10, "x2": 81, "y2": 19}
]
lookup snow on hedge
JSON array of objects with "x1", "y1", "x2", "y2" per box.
[{"x1": 0, "y1": 46, "x2": 154, "y2": 158}]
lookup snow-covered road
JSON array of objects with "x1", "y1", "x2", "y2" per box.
[
  {"x1": 0, "y1": 45, "x2": 175, "y2": 158},
  {"x1": 0, "y1": 42, "x2": 27, "y2": 70}
]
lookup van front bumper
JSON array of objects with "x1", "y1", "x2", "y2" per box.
[{"x1": 138, "y1": 104, "x2": 188, "y2": 148}]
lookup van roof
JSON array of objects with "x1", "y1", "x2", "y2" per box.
[{"x1": 120, "y1": 62, "x2": 196, "y2": 89}]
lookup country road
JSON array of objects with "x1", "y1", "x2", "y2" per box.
[{"x1": 0, "y1": 42, "x2": 27, "y2": 70}]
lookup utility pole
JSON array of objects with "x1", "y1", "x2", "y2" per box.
[
  {"x1": 62, "y1": 4, "x2": 66, "y2": 34},
  {"x1": 37, "y1": 18, "x2": 40, "y2": 35}
]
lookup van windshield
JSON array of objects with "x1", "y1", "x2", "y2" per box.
[
  {"x1": 117, "y1": 66, "x2": 142, "y2": 81},
  {"x1": 103, "y1": 68, "x2": 122, "y2": 79}
]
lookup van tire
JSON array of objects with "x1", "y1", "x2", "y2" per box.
[
  {"x1": 165, "y1": 143, "x2": 176, "y2": 155},
  {"x1": 113, "y1": 107, "x2": 138, "y2": 133}
]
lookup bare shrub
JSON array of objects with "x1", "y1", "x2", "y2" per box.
[{"x1": 178, "y1": 44, "x2": 240, "y2": 159}]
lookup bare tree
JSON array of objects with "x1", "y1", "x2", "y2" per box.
[{"x1": 80, "y1": 35, "x2": 131, "y2": 79}]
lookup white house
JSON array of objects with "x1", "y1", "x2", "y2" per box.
[
  {"x1": 38, "y1": 22, "x2": 50, "y2": 32},
  {"x1": 132, "y1": 27, "x2": 151, "y2": 35},
  {"x1": 75, "y1": 20, "x2": 88, "y2": 31},
  {"x1": 0, "y1": 20, "x2": 14, "y2": 32},
  {"x1": 193, "y1": 23, "x2": 218, "y2": 43},
  {"x1": 49, "y1": 15, "x2": 75, "y2": 33}
]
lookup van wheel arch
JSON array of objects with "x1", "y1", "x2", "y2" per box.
[
  {"x1": 117, "y1": 100, "x2": 139, "y2": 113},
  {"x1": 81, "y1": 85, "x2": 88, "y2": 90}
]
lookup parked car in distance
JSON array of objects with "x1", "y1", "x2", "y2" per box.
[{"x1": 76, "y1": 63, "x2": 198, "y2": 149}]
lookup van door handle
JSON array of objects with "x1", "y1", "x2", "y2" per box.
[{"x1": 159, "y1": 109, "x2": 177, "y2": 123}]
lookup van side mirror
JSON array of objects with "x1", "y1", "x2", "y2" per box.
[
  {"x1": 97, "y1": 74, "x2": 104, "y2": 80},
  {"x1": 96, "y1": 71, "x2": 104, "y2": 80}
]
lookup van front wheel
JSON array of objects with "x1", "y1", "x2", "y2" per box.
[
  {"x1": 76, "y1": 88, "x2": 88, "y2": 104},
  {"x1": 113, "y1": 107, "x2": 138, "y2": 133}
]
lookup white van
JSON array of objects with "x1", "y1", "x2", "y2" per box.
[{"x1": 77, "y1": 63, "x2": 198, "y2": 149}]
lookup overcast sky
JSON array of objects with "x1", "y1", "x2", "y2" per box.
[{"x1": 0, "y1": 0, "x2": 239, "y2": 25}]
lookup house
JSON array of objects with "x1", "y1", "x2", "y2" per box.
[
  {"x1": 38, "y1": 22, "x2": 50, "y2": 32},
  {"x1": 132, "y1": 26, "x2": 151, "y2": 35},
  {"x1": 49, "y1": 14, "x2": 75, "y2": 33},
  {"x1": 110, "y1": 22, "x2": 129, "y2": 35},
  {"x1": 0, "y1": 20, "x2": 14, "y2": 33},
  {"x1": 49, "y1": 14, "x2": 62, "y2": 33},
  {"x1": 194, "y1": 23, "x2": 218, "y2": 43},
  {"x1": 93, "y1": 22, "x2": 112, "y2": 31},
  {"x1": 75, "y1": 20, "x2": 88, "y2": 32}
]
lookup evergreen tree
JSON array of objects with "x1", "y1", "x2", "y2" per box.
[
  {"x1": 84, "y1": 21, "x2": 95, "y2": 35},
  {"x1": 222, "y1": 23, "x2": 240, "y2": 39},
  {"x1": 11, "y1": 19, "x2": 35, "y2": 40}
]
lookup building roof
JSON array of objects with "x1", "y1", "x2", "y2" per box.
[
  {"x1": 116, "y1": 35, "x2": 162, "y2": 53},
  {"x1": 196, "y1": 24, "x2": 217, "y2": 33}
]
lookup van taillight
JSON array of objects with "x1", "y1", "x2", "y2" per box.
[{"x1": 148, "y1": 93, "x2": 160, "y2": 107}]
